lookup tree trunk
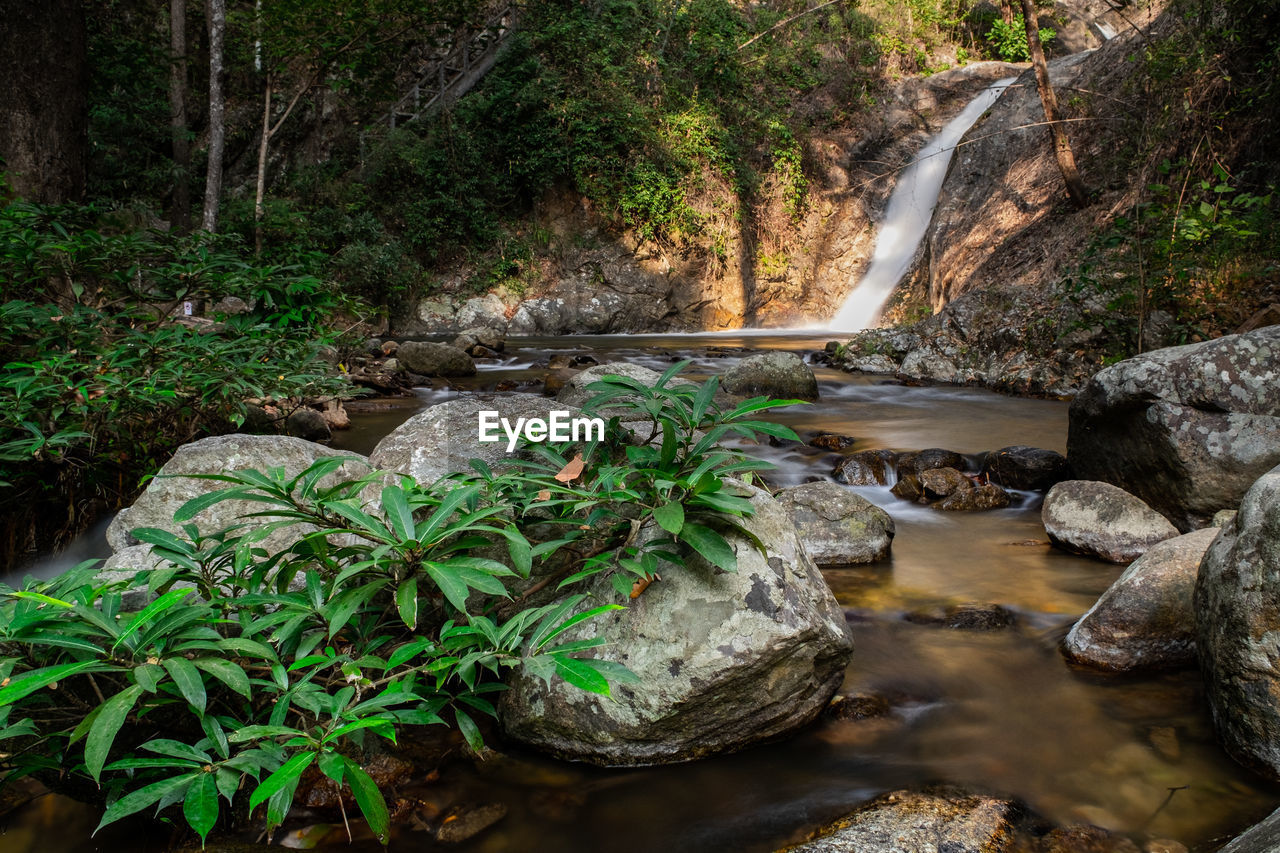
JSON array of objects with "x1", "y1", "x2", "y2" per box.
[
  {"x1": 0, "y1": 0, "x2": 88, "y2": 203},
  {"x1": 169, "y1": 0, "x2": 191, "y2": 233},
  {"x1": 254, "y1": 77, "x2": 273, "y2": 256},
  {"x1": 202, "y1": 0, "x2": 227, "y2": 232},
  {"x1": 999, "y1": 0, "x2": 1014, "y2": 26},
  {"x1": 1021, "y1": 0, "x2": 1088, "y2": 209}
]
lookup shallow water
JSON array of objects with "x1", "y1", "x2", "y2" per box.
[{"x1": 5, "y1": 333, "x2": 1276, "y2": 852}]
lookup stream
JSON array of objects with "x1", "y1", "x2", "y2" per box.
[{"x1": 3, "y1": 333, "x2": 1278, "y2": 851}]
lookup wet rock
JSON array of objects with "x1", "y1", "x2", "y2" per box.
[
  {"x1": 1218, "y1": 805, "x2": 1280, "y2": 853},
  {"x1": 555, "y1": 362, "x2": 695, "y2": 411},
  {"x1": 939, "y1": 483, "x2": 1011, "y2": 511},
  {"x1": 370, "y1": 394, "x2": 587, "y2": 486},
  {"x1": 1195, "y1": 464, "x2": 1280, "y2": 779},
  {"x1": 435, "y1": 802, "x2": 508, "y2": 843},
  {"x1": 810, "y1": 433, "x2": 856, "y2": 451},
  {"x1": 452, "y1": 325, "x2": 505, "y2": 353},
  {"x1": 920, "y1": 466, "x2": 972, "y2": 499},
  {"x1": 396, "y1": 341, "x2": 477, "y2": 377},
  {"x1": 833, "y1": 449, "x2": 897, "y2": 486},
  {"x1": 1063, "y1": 528, "x2": 1219, "y2": 672},
  {"x1": 782, "y1": 788, "x2": 1017, "y2": 852},
  {"x1": 891, "y1": 471, "x2": 924, "y2": 502},
  {"x1": 824, "y1": 692, "x2": 891, "y2": 721},
  {"x1": 286, "y1": 406, "x2": 331, "y2": 442},
  {"x1": 381, "y1": 339, "x2": 399, "y2": 356},
  {"x1": 543, "y1": 368, "x2": 576, "y2": 397},
  {"x1": 721, "y1": 352, "x2": 819, "y2": 401},
  {"x1": 845, "y1": 353, "x2": 900, "y2": 375},
  {"x1": 1038, "y1": 826, "x2": 1141, "y2": 853},
  {"x1": 1143, "y1": 842, "x2": 1188, "y2": 853},
  {"x1": 319, "y1": 399, "x2": 350, "y2": 431},
  {"x1": 500, "y1": 483, "x2": 853, "y2": 765},
  {"x1": 774, "y1": 481, "x2": 894, "y2": 565},
  {"x1": 905, "y1": 603, "x2": 1017, "y2": 631},
  {"x1": 981, "y1": 446, "x2": 1071, "y2": 491},
  {"x1": 106, "y1": 435, "x2": 368, "y2": 553},
  {"x1": 1067, "y1": 326, "x2": 1280, "y2": 531},
  {"x1": 900, "y1": 448, "x2": 967, "y2": 476},
  {"x1": 1042, "y1": 481, "x2": 1179, "y2": 563}
]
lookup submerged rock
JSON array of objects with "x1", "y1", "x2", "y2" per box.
[
  {"x1": 1063, "y1": 528, "x2": 1219, "y2": 672},
  {"x1": 1042, "y1": 481, "x2": 1178, "y2": 563},
  {"x1": 1194, "y1": 464, "x2": 1280, "y2": 779},
  {"x1": 905, "y1": 603, "x2": 1017, "y2": 631},
  {"x1": 106, "y1": 434, "x2": 368, "y2": 553},
  {"x1": 981, "y1": 445, "x2": 1070, "y2": 491},
  {"x1": 1067, "y1": 326, "x2": 1280, "y2": 531},
  {"x1": 499, "y1": 483, "x2": 853, "y2": 765},
  {"x1": 370, "y1": 393, "x2": 587, "y2": 486},
  {"x1": 721, "y1": 352, "x2": 820, "y2": 401},
  {"x1": 774, "y1": 481, "x2": 894, "y2": 565},
  {"x1": 782, "y1": 789, "x2": 1017, "y2": 852},
  {"x1": 396, "y1": 341, "x2": 477, "y2": 377}
]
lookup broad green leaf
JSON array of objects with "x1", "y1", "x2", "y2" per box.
[
  {"x1": 453, "y1": 707, "x2": 484, "y2": 754},
  {"x1": 0, "y1": 660, "x2": 102, "y2": 707},
  {"x1": 342, "y1": 758, "x2": 390, "y2": 844},
  {"x1": 249, "y1": 751, "x2": 315, "y2": 812},
  {"x1": 86, "y1": 685, "x2": 144, "y2": 782},
  {"x1": 173, "y1": 486, "x2": 256, "y2": 522},
  {"x1": 652, "y1": 500, "x2": 684, "y2": 535},
  {"x1": 423, "y1": 563, "x2": 470, "y2": 613},
  {"x1": 679, "y1": 523, "x2": 738, "y2": 572},
  {"x1": 553, "y1": 656, "x2": 611, "y2": 695},
  {"x1": 381, "y1": 485, "x2": 415, "y2": 541},
  {"x1": 183, "y1": 772, "x2": 219, "y2": 845},
  {"x1": 162, "y1": 657, "x2": 207, "y2": 712},
  {"x1": 113, "y1": 588, "x2": 194, "y2": 651},
  {"x1": 395, "y1": 579, "x2": 418, "y2": 630},
  {"x1": 94, "y1": 773, "x2": 197, "y2": 835},
  {"x1": 228, "y1": 724, "x2": 300, "y2": 743},
  {"x1": 142, "y1": 738, "x2": 211, "y2": 763},
  {"x1": 193, "y1": 658, "x2": 251, "y2": 699}
]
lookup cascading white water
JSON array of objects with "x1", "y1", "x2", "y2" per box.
[
  {"x1": 829, "y1": 77, "x2": 1017, "y2": 332},
  {"x1": 1095, "y1": 21, "x2": 1117, "y2": 40}
]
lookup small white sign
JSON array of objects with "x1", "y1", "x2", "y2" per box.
[{"x1": 183, "y1": 301, "x2": 193, "y2": 316}]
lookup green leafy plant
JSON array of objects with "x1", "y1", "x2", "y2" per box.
[
  {"x1": 0, "y1": 458, "x2": 630, "y2": 846},
  {"x1": 986, "y1": 14, "x2": 1055, "y2": 62}
]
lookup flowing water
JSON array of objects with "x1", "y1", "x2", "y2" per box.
[
  {"x1": 4, "y1": 334, "x2": 1277, "y2": 851},
  {"x1": 829, "y1": 78, "x2": 1017, "y2": 331}
]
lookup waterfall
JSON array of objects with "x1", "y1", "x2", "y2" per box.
[
  {"x1": 829, "y1": 77, "x2": 1016, "y2": 332},
  {"x1": 1095, "y1": 21, "x2": 1117, "y2": 40}
]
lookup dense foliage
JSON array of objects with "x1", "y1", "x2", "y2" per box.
[
  {"x1": 0, "y1": 366, "x2": 801, "y2": 845},
  {"x1": 0, "y1": 201, "x2": 351, "y2": 567}
]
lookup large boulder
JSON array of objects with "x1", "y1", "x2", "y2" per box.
[
  {"x1": 720, "y1": 352, "x2": 819, "y2": 401},
  {"x1": 106, "y1": 435, "x2": 368, "y2": 553},
  {"x1": 774, "y1": 481, "x2": 894, "y2": 565},
  {"x1": 782, "y1": 789, "x2": 1017, "y2": 852},
  {"x1": 370, "y1": 394, "x2": 588, "y2": 486},
  {"x1": 1063, "y1": 528, "x2": 1219, "y2": 672},
  {"x1": 395, "y1": 341, "x2": 476, "y2": 377},
  {"x1": 499, "y1": 483, "x2": 853, "y2": 765},
  {"x1": 1194, "y1": 464, "x2": 1280, "y2": 779},
  {"x1": 1067, "y1": 326, "x2": 1280, "y2": 531},
  {"x1": 833, "y1": 449, "x2": 897, "y2": 486},
  {"x1": 1042, "y1": 481, "x2": 1179, "y2": 563}
]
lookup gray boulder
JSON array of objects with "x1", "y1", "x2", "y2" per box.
[
  {"x1": 774, "y1": 481, "x2": 894, "y2": 565},
  {"x1": 1194, "y1": 463, "x2": 1280, "y2": 779},
  {"x1": 499, "y1": 483, "x2": 853, "y2": 765},
  {"x1": 1064, "y1": 528, "x2": 1219, "y2": 672},
  {"x1": 980, "y1": 445, "x2": 1070, "y2": 491},
  {"x1": 370, "y1": 393, "x2": 588, "y2": 486},
  {"x1": 1067, "y1": 326, "x2": 1280, "y2": 531},
  {"x1": 106, "y1": 434, "x2": 369, "y2": 553},
  {"x1": 898, "y1": 346, "x2": 960, "y2": 384},
  {"x1": 782, "y1": 789, "x2": 1016, "y2": 852},
  {"x1": 721, "y1": 352, "x2": 819, "y2": 401},
  {"x1": 1042, "y1": 481, "x2": 1179, "y2": 563},
  {"x1": 396, "y1": 341, "x2": 476, "y2": 377},
  {"x1": 555, "y1": 362, "x2": 695, "y2": 411}
]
